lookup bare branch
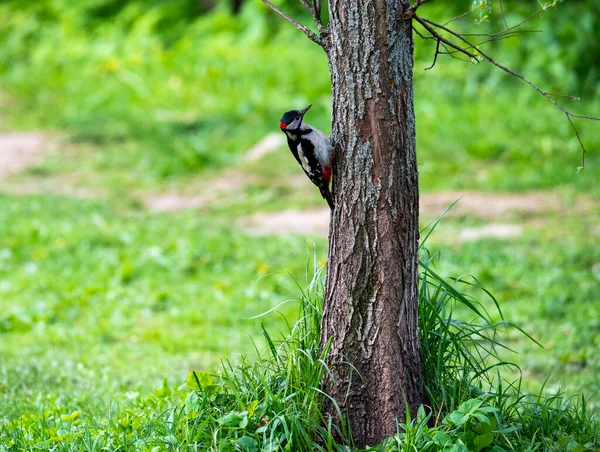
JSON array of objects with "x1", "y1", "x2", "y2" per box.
[
  {"x1": 442, "y1": 31, "x2": 538, "y2": 56},
  {"x1": 260, "y1": 0, "x2": 323, "y2": 46},
  {"x1": 403, "y1": 0, "x2": 430, "y2": 20},
  {"x1": 441, "y1": 11, "x2": 545, "y2": 40},
  {"x1": 412, "y1": 10, "x2": 600, "y2": 169},
  {"x1": 411, "y1": 24, "x2": 430, "y2": 41},
  {"x1": 298, "y1": 0, "x2": 326, "y2": 33},
  {"x1": 420, "y1": 16, "x2": 600, "y2": 123},
  {"x1": 298, "y1": 0, "x2": 312, "y2": 11},
  {"x1": 439, "y1": 44, "x2": 472, "y2": 63},
  {"x1": 420, "y1": 17, "x2": 598, "y2": 120},
  {"x1": 413, "y1": 16, "x2": 479, "y2": 60}
]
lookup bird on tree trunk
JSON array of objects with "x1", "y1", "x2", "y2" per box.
[{"x1": 279, "y1": 105, "x2": 335, "y2": 210}]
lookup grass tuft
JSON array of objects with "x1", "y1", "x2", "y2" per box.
[{"x1": 171, "y1": 244, "x2": 599, "y2": 451}]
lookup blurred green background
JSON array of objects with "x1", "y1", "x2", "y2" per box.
[{"x1": 0, "y1": 0, "x2": 598, "y2": 445}]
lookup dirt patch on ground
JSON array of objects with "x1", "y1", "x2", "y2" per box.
[
  {"x1": 142, "y1": 134, "x2": 284, "y2": 212},
  {"x1": 240, "y1": 211, "x2": 527, "y2": 241},
  {"x1": 238, "y1": 192, "x2": 572, "y2": 238},
  {"x1": 0, "y1": 132, "x2": 99, "y2": 198},
  {"x1": 0, "y1": 132, "x2": 48, "y2": 177},
  {"x1": 143, "y1": 192, "x2": 215, "y2": 212},
  {"x1": 143, "y1": 170, "x2": 249, "y2": 212},
  {"x1": 420, "y1": 191, "x2": 561, "y2": 218},
  {"x1": 0, "y1": 130, "x2": 591, "y2": 244},
  {"x1": 0, "y1": 177, "x2": 98, "y2": 199},
  {"x1": 458, "y1": 224, "x2": 523, "y2": 242},
  {"x1": 240, "y1": 209, "x2": 331, "y2": 236}
]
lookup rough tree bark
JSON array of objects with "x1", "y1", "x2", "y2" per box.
[
  {"x1": 320, "y1": 0, "x2": 424, "y2": 447},
  {"x1": 264, "y1": 0, "x2": 598, "y2": 446}
]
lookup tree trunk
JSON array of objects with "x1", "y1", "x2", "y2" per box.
[{"x1": 321, "y1": 0, "x2": 423, "y2": 447}]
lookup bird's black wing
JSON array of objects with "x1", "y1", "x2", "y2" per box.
[
  {"x1": 286, "y1": 137, "x2": 302, "y2": 167},
  {"x1": 297, "y1": 138, "x2": 324, "y2": 186},
  {"x1": 298, "y1": 138, "x2": 334, "y2": 210}
]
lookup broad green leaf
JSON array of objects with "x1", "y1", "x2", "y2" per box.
[
  {"x1": 432, "y1": 431, "x2": 452, "y2": 446},
  {"x1": 236, "y1": 435, "x2": 258, "y2": 451},
  {"x1": 478, "y1": 406, "x2": 499, "y2": 414},
  {"x1": 445, "y1": 410, "x2": 466, "y2": 426},
  {"x1": 217, "y1": 439, "x2": 234, "y2": 452},
  {"x1": 449, "y1": 443, "x2": 469, "y2": 452},
  {"x1": 417, "y1": 405, "x2": 427, "y2": 423},
  {"x1": 185, "y1": 370, "x2": 213, "y2": 391},
  {"x1": 239, "y1": 413, "x2": 249, "y2": 428},
  {"x1": 473, "y1": 412, "x2": 492, "y2": 425},
  {"x1": 474, "y1": 432, "x2": 494, "y2": 451},
  {"x1": 567, "y1": 441, "x2": 590, "y2": 452},
  {"x1": 457, "y1": 399, "x2": 483, "y2": 415},
  {"x1": 217, "y1": 410, "x2": 248, "y2": 427},
  {"x1": 185, "y1": 391, "x2": 201, "y2": 414},
  {"x1": 492, "y1": 446, "x2": 509, "y2": 452},
  {"x1": 246, "y1": 400, "x2": 258, "y2": 418},
  {"x1": 473, "y1": 417, "x2": 493, "y2": 434}
]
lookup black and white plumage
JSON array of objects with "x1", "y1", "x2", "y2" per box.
[{"x1": 279, "y1": 105, "x2": 335, "y2": 210}]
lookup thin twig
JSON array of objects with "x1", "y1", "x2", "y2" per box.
[
  {"x1": 298, "y1": 0, "x2": 312, "y2": 12},
  {"x1": 498, "y1": 0, "x2": 508, "y2": 29},
  {"x1": 260, "y1": 0, "x2": 323, "y2": 46},
  {"x1": 458, "y1": 29, "x2": 541, "y2": 38},
  {"x1": 411, "y1": 0, "x2": 430, "y2": 11},
  {"x1": 441, "y1": 6, "x2": 544, "y2": 38},
  {"x1": 425, "y1": 39, "x2": 440, "y2": 70},
  {"x1": 442, "y1": 8, "x2": 477, "y2": 27},
  {"x1": 313, "y1": 0, "x2": 322, "y2": 27},
  {"x1": 418, "y1": 17, "x2": 600, "y2": 122},
  {"x1": 412, "y1": 24, "x2": 430, "y2": 41},
  {"x1": 567, "y1": 115, "x2": 586, "y2": 170},
  {"x1": 443, "y1": 31, "x2": 534, "y2": 55}
]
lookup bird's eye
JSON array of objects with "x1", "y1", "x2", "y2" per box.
[{"x1": 296, "y1": 116, "x2": 300, "y2": 120}]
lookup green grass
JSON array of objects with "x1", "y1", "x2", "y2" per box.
[
  {"x1": 4, "y1": 245, "x2": 596, "y2": 450},
  {"x1": 0, "y1": 0, "x2": 599, "y2": 449},
  {"x1": 0, "y1": 194, "x2": 326, "y2": 426}
]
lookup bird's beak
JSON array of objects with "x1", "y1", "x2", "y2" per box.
[{"x1": 300, "y1": 104, "x2": 312, "y2": 117}]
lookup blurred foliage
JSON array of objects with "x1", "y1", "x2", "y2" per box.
[
  {"x1": 0, "y1": 1, "x2": 331, "y2": 177},
  {"x1": 0, "y1": 0, "x2": 598, "y2": 187},
  {"x1": 419, "y1": 0, "x2": 600, "y2": 96}
]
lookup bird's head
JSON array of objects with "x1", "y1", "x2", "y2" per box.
[{"x1": 279, "y1": 105, "x2": 311, "y2": 131}]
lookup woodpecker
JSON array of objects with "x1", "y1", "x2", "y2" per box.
[{"x1": 279, "y1": 105, "x2": 335, "y2": 210}]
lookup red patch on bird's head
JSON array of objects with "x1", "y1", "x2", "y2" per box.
[{"x1": 279, "y1": 122, "x2": 287, "y2": 130}]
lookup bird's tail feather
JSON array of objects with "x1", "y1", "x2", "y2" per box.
[{"x1": 321, "y1": 187, "x2": 335, "y2": 211}]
